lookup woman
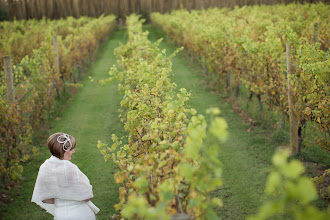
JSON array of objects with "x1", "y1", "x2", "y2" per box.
[{"x1": 32, "y1": 133, "x2": 99, "y2": 220}]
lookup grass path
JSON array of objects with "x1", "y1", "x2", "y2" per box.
[
  {"x1": 146, "y1": 25, "x2": 273, "y2": 220},
  {"x1": 1, "y1": 28, "x2": 125, "y2": 220}
]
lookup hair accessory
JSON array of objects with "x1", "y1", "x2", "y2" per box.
[{"x1": 57, "y1": 134, "x2": 72, "y2": 152}]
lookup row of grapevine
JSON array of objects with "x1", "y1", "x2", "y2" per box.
[
  {"x1": 249, "y1": 150, "x2": 328, "y2": 220},
  {"x1": 98, "y1": 14, "x2": 228, "y2": 219},
  {"x1": 98, "y1": 14, "x2": 329, "y2": 220},
  {"x1": 150, "y1": 3, "x2": 329, "y2": 154},
  {"x1": 0, "y1": 16, "x2": 113, "y2": 75},
  {"x1": 0, "y1": 15, "x2": 116, "y2": 186}
]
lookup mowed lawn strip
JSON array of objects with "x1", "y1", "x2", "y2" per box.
[
  {"x1": 1, "y1": 28, "x2": 126, "y2": 220},
  {"x1": 145, "y1": 25, "x2": 272, "y2": 220}
]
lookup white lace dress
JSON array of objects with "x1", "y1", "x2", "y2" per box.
[{"x1": 32, "y1": 156, "x2": 99, "y2": 219}]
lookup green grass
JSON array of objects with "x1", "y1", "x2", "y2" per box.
[
  {"x1": 145, "y1": 25, "x2": 274, "y2": 220},
  {"x1": 0, "y1": 27, "x2": 126, "y2": 220}
]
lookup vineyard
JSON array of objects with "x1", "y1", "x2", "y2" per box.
[
  {"x1": 1, "y1": 15, "x2": 116, "y2": 187},
  {"x1": 151, "y1": 3, "x2": 329, "y2": 155},
  {"x1": 1, "y1": 2, "x2": 329, "y2": 220}
]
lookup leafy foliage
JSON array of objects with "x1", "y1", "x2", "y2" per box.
[
  {"x1": 248, "y1": 150, "x2": 329, "y2": 220},
  {"x1": 151, "y1": 3, "x2": 329, "y2": 152},
  {"x1": 98, "y1": 14, "x2": 228, "y2": 219}
]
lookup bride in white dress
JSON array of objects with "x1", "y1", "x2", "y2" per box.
[{"x1": 32, "y1": 133, "x2": 99, "y2": 220}]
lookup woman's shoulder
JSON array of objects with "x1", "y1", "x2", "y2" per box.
[
  {"x1": 40, "y1": 156, "x2": 79, "y2": 172},
  {"x1": 39, "y1": 157, "x2": 53, "y2": 170},
  {"x1": 63, "y1": 160, "x2": 80, "y2": 171}
]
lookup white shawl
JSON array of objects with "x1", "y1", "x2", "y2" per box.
[{"x1": 31, "y1": 156, "x2": 99, "y2": 215}]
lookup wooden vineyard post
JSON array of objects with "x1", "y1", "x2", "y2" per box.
[
  {"x1": 286, "y1": 43, "x2": 299, "y2": 155},
  {"x1": 53, "y1": 36, "x2": 60, "y2": 76},
  {"x1": 3, "y1": 55, "x2": 15, "y2": 104},
  {"x1": 226, "y1": 71, "x2": 230, "y2": 89},
  {"x1": 53, "y1": 36, "x2": 61, "y2": 98},
  {"x1": 313, "y1": 22, "x2": 318, "y2": 44}
]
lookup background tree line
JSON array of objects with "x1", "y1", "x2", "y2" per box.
[{"x1": 0, "y1": 0, "x2": 326, "y2": 21}]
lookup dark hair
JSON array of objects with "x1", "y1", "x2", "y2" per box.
[{"x1": 47, "y1": 133, "x2": 76, "y2": 159}]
